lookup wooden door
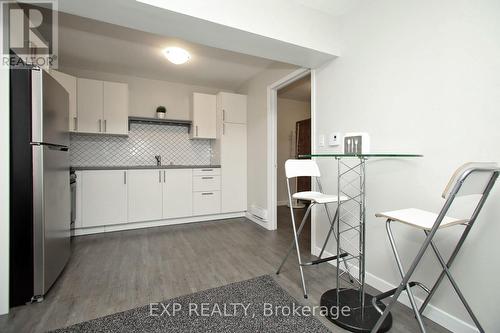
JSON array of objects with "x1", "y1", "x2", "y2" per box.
[{"x1": 296, "y1": 118, "x2": 311, "y2": 192}]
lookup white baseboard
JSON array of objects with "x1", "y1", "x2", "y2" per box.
[
  {"x1": 311, "y1": 246, "x2": 479, "y2": 333},
  {"x1": 73, "y1": 212, "x2": 246, "y2": 236}
]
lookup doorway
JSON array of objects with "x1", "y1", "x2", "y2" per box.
[{"x1": 275, "y1": 74, "x2": 312, "y2": 246}]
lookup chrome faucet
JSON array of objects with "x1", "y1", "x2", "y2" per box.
[{"x1": 155, "y1": 155, "x2": 161, "y2": 166}]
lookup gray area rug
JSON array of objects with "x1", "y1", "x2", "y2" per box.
[{"x1": 51, "y1": 275, "x2": 331, "y2": 332}]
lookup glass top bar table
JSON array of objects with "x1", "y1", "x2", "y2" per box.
[{"x1": 299, "y1": 153, "x2": 423, "y2": 333}]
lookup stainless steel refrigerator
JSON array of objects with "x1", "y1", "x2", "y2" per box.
[{"x1": 10, "y1": 65, "x2": 71, "y2": 306}]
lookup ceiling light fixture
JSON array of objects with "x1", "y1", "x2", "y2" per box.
[{"x1": 163, "y1": 47, "x2": 191, "y2": 65}]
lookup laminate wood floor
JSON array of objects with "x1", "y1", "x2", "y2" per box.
[{"x1": 0, "y1": 207, "x2": 450, "y2": 333}]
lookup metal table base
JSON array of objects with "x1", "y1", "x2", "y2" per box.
[
  {"x1": 302, "y1": 154, "x2": 422, "y2": 332},
  {"x1": 321, "y1": 289, "x2": 392, "y2": 333}
]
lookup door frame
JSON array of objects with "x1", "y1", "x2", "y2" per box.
[{"x1": 266, "y1": 67, "x2": 315, "y2": 232}]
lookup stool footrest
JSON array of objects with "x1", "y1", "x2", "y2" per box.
[
  {"x1": 301, "y1": 252, "x2": 349, "y2": 266},
  {"x1": 374, "y1": 281, "x2": 429, "y2": 302}
]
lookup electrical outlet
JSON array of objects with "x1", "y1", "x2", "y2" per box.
[
  {"x1": 328, "y1": 133, "x2": 341, "y2": 146},
  {"x1": 319, "y1": 135, "x2": 325, "y2": 147}
]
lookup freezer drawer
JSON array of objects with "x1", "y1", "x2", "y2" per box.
[{"x1": 193, "y1": 191, "x2": 221, "y2": 216}]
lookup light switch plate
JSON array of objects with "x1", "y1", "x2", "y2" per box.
[
  {"x1": 328, "y1": 133, "x2": 341, "y2": 146},
  {"x1": 319, "y1": 135, "x2": 325, "y2": 147}
]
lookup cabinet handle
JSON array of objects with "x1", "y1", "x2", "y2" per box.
[
  {"x1": 74, "y1": 117, "x2": 78, "y2": 131},
  {"x1": 159, "y1": 170, "x2": 161, "y2": 183},
  {"x1": 163, "y1": 171, "x2": 166, "y2": 183},
  {"x1": 202, "y1": 176, "x2": 213, "y2": 179},
  {"x1": 98, "y1": 119, "x2": 102, "y2": 132},
  {"x1": 202, "y1": 192, "x2": 214, "y2": 195},
  {"x1": 124, "y1": 171, "x2": 126, "y2": 184},
  {"x1": 223, "y1": 123, "x2": 225, "y2": 135},
  {"x1": 196, "y1": 125, "x2": 198, "y2": 137},
  {"x1": 223, "y1": 109, "x2": 225, "y2": 121},
  {"x1": 201, "y1": 169, "x2": 213, "y2": 172},
  {"x1": 104, "y1": 119, "x2": 107, "y2": 132}
]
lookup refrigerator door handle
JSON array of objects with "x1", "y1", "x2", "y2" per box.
[{"x1": 31, "y1": 69, "x2": 43, "y2": 143}]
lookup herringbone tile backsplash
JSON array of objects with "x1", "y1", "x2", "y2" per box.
[{"x1": 70, "y1": 123, "x2": 212, "y2": 166}]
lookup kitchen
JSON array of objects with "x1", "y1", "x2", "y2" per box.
[{"x1": 7, "y1": 10, "x2": 276, "y2": 311}]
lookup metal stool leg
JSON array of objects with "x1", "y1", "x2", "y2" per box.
[
  {"x1": 386, "y1": 220, "x2": 426, "y2": 332},
  {"x1": 372, "y1": 212, "x2": 443, "y2": 333},
  {"x1": 423, "y1": 231, "x2": 485, "y2": 332},
  {"x1": 288, "y1": 199, "x2": 308, "y2": 298},
  {"x1": 276, "y1": 203, "x2": 313, "y2": 275}
]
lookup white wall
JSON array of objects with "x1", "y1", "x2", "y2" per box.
[
  {"x1": 237, "y1": 63, "x2": 298, "y2": 219},
  {"x1": 277, "y1": 98, "x2": 310, "y2": 204},
  {"x1": 61, "y1": 67, "x2": 224, "y2": 119},
  {"x1": 313, "y1": 0, "x2": 500, "y2": 331}
]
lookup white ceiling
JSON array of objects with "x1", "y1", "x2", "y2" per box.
[
  {"x1": 54, "y1": 0, "x2": 337, "y2": 68},
  {"x1": 278, "y1": 75, "x2": 311, "y2": 102},
  {"x1": 57, "y1": 13, "x2": 281, "y2": 90}
]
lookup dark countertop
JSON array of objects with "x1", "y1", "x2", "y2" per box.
[{"x1": 71, "y1": 165, "x2": 221, "y2": 171}]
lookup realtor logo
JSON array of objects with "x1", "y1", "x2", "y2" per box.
[{"x1": 1, "y1": 0, "x2": 58, "y2": 68}]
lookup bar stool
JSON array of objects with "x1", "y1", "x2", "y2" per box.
[
  {"x1": 276, "y1": 159, "x2": 351, "y2": 299},
  {"x1": 371, "y1": 163, "x2": 499, "y2": 333}
]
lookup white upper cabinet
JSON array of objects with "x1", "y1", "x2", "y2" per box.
[
  {"x1": 163, "y1": 169, "x2": 193, "y2": 219},
  {"x1": 77, "y1": 78, "x2": 129, "y2": 135},
  {"x1": 191, "y1": 92, "x2": 216, "y2": 139},
  {"x1": 77, "y1": 78, "x2": 104, "y2": 134},
  {"x1": 48, "y1": 70, "x2": 77, "y2": 132},
  {"x1": 128, "y1": 169, "x2": 163, "y2": 223},
  {"x1": 103, "y1": 81, "x2": 128, "y2": 135},
  {"x1": 218, "y1": 92, "x2": 247, "y2": 124}
]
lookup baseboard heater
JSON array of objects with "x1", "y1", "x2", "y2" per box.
[{"x1": 248, "y1": 205, "x2": 268, "y2": 222}]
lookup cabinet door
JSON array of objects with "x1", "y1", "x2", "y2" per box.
[
  {"x1": 192, "y1": 93, "x2": 216, "y2": 139},
  {"x1": 221, "y1": 123, "x2": 247, "y2": 213},
  {"x1": 49, "y1": 70, "x2": 77, "y2": 131},
  {"x1": 163, "y1": 169, "x2": 192, "y2": 219},
  {"x1": 193, "y1": 191, "x2": 221, "y2": 216},
  {"x1": 81, "y1": 170, "x2": 127, "y2": 227},
  {"x1": 103, "y1": 81, "x2": 128, "y2": 135},
  {"x1": 218, "y1": 92, "x2": 247, "y2": 124},
  {"x1": 128, "y1": 170, "x2": 163, "y2": 222},
  {"x1": 77, "y1": 78, "x2": 103, "y2": 134}
]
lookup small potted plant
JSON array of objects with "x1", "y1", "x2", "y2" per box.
[{"x1": 156, "y1": 106, "x2": 167, "y2": 119}]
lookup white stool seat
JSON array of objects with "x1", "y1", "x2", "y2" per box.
[
  {"x1": 376, "y1": 208, "x2": 469, "y2": 231},
  {"x1": 293, "y1": 191, "x2": 347, "y2": 204}
]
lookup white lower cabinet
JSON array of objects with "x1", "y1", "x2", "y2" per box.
[
  {"x1": 193, "y1": 191, "x2": 221, "y2": 216},
  {"x1": 163, "y1": 169, "x2": 193, "y2": 219},
  {"x1": 81, "y1": 170, "x2": 127, "y2": 227},
  {"x1": 128, "y1": 169, "x2": 163, "y2": 222},
  {"x1": 76, "y1": 168, "x2": 223, "y2": 231}
]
